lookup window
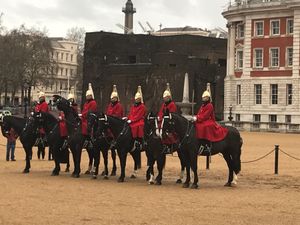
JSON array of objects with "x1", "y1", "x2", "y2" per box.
[
  {"x1": 65, "y1": 68, "x2": 68, "y2": 76},
  {"x1": 236, "y1": 50, "x2": 243, "y2": 69},
  {"x1": 255, "y1": 21, "x2": 264, "y2": 36},
  {"x1": 286, "y1": 47, "x2": 293, "y2": 67},
  {"x1": 270, "y1": 48, "x2": 279, "y2": 67},
  {"x1": 237, "y1": 85, "x2": 241, "y2": 105},
  {"x1": 236, "y1": 114, "x2": 240, "y2": 122},
  {"x1": 287, "y1": 19, "x2": 293, "y2": 34},
  {"x1": 70, "y1": 54, "x2": 73, "y2": 62},
  {"x1": 70, "y1": 69, "x2": 73, "y2": 76},
  {"x1": 269, "y1": 115, "x2": 277, "y2": 123},
  {"x1": 271, "y1": 20, "x2": 280, "y2": 35},
  {"x1": 56, "y1": 52, "x2": 59, "y2": 59},
  {"x1": 129, "y1": 55, "x2": 136, "y2": 64},
  {"x1": 255, "y1": 84, "x2": 262, "y2": 104},
  {"x1": 56, "y1": 67, "x2": 59, "y2": 75},
  {"x1": 237, "y1": 24, "x2": 244, "y2": 39},
  {"x1": 287, "y1": 84, "x2": 292, "y2": 105},
  {"x1": 254, "y1": 49, "x2": 263, "y2": 68},
  {"x1": 271, "y1": 84, "x2": 278, "y2": 104},
  {"x1": 286, "y1": 115, "x2": 291, "y2": 123},
  {"x1": 61, "y1": 53, "x2": 64, "y2": 60},
  {"x1": 66, "y1": 53, "x2": 69, "y2": 61},
  {"x1": 61, "y1": 68, "x2": 64, "y2": 76},
  {"x1": 253, "y1": 114, "x2": 261, "y2": 122}
]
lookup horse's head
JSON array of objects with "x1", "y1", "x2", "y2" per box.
[
  {"x1": 31, "y1": 111, "x2": 46, "y2": 130},
  {"x1": 87, "y1": 111, "x2": 98, "y2": 136},
  {"x1": 1, "y1": 116, "x2": 11, "y2": 136},
  {"x1": 96, "y1": 113, "x2": 110, "y2": 134},
  {"x1": 52, "y1": 95, "x2": 70, "y2": 112},
  {"x1": 161, "y1": 109, "x2": 176, "y2": 139},
  {"x1": 145, "y1": 112, "x2": 160, "y2": 137}
]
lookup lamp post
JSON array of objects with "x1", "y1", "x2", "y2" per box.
[
  {"x1": 24, "y1": 83, "x2": 29, "y2": 118},
  {"x1": 228, "y1": 104, "x2": 233, "y2": 122}
]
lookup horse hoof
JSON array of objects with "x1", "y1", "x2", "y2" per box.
[
  {"x1": 148, "y1": 181, "x2": 155, "y2": 185},
  {"x1": 51, "y1": 172, "x2": 59, "y2": 176},
  {"x1": 101, "y1": 171, "x2": 105, "y2": 176},
  {"x1": 118, "y1": 177, "x2": 124, "y2": 183},
  {"x1": 92, "y1": 175, "x2": 97, "y2": 180},
  {"x1": 182, "y1": 183, "x2": 190, "y2": 188},
  {"x1": 85, "y1": 170, "x2": 91, "y2": 175},
  {"x1": 130, "y1": 174, "x2": 136, "y2": 179},
  {"x1": 71, "y1": 173, "x2": 80, "y2": 178},
  {"x1": 224, "y1": 182, "x2": 232, "y2": 187},
  {"x1": 176, "y1": 179, "x2": 182, "y2": 184},
  {"x1": 155, "y1": 181, "x2": 162, "y2": 185},
  {"x1": 23, "y1": 169, "x2": 30, "y2": 174},
  {"x1": 191, "y1": 184, "x2": 198, "y2": 189},
  {"x1": 110, "y1": 171, "x2": 116, "y2": 176},
  {"x1": 103, "y1": 176, "x2": 109, "y2": 180}
]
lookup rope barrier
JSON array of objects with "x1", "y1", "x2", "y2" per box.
[
  {"x1": 279, "y1": 148, "x2": 300, "y2": 161},
  {"x1": 241, "y1": 149, "x2": 275, "y2": 163}
]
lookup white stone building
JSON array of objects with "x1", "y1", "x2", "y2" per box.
[{"x1": 222, "y1": 0, "x2": 300, "y2": 132}]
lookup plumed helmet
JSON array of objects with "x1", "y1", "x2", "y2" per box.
[
  {"x1": 202, "y1": 90, "x2": 211, "y2": 98},
  {"x1": 87, "y1": 83, "x2": 94, "y2": 99},
  {"x1": 67, "y1": 93, "x2": 74, "y2": 100},
  {"x1": 86, "y1": 90, "x2": 93, "y2": 97},
  {"x1": 39, "y1": 92, "x2": 45, "y2": 98},
  {"x1": 110, "y1": 85, "x2": 119, "y2": 99},
  {"x1": 163, "y1": 83, "x2": 172, "y2": 99},
  {"x1": 134, "y1": 86, "x2": 143, "y2": 103}
]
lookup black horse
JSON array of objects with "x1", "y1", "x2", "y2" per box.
[
  {"x1": 87, "y1": 112, "x2": 117, "y2": 179},
  {"x1": 1, "y1": 116, "x2": 38, "y2": 173},
  {"x1": 52, "y1": 95, "x2": 94, "y2": 178},
  {"x1": 95, "y1": 113, "x2": 142, "y2": 182},
  {"x1": 32, "y1": 111, "x2": 70, "y2": 175},
  {"x1": 161, "y1": 112, "x2": 242, "y2": 189},
  {"x1": 144, "y1": 112, "x2": 186, "y2": 185}
]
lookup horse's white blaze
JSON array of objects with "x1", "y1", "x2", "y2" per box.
[
  {"x1": 232, "y1": 172, "x2": 238, "y2": 185},
  {"x1": 155, "y1": 118, "x2": 160, "y2": 137},
  {"x1": 148, "y1": 174, "x2": 154, "y2": 184}
]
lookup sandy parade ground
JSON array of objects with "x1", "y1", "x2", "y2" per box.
[{"x1": 0, "y1": 131, "x2": 299, "y2": 225}]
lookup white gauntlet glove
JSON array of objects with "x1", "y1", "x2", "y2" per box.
[{"x1": 127, "y1": 120, "x2": 132, "y2": 124}]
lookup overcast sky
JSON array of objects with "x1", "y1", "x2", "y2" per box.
[{"x1": 1, "y1": 0, "x2": 230, "y2": 37}]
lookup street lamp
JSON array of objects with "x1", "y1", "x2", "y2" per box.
[
  {"x1": 228, "y1": 104, "x2": 233, "y2": 122},
  {"x1": 24, "y1": 82, "x2": 29, "y2": 118}
]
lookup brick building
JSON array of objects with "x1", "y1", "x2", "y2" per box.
[{"x1": 223, "y1": 0, "x2": 300, "y2": 131}]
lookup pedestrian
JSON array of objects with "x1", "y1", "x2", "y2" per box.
[{"x1": 5, "y1": 127, "x2": 18, "y2": 161}]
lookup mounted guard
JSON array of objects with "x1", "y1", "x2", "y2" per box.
[{"x1": 127, "y1": 85, "x2": 146, "y2": 151}]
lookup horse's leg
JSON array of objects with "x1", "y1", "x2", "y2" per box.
[
  {"x1": 183, "y1": 150, "x2": 191, "y2": 188},
  {"x1": 71, "y1": 144, "x2": 81, "y2": 178},
  {"x1": 85, "y1": 147, "x2": 93, "y2": 174},
  {"x1": 145, "y1": 149, "x2": 154, "y2": 182},
  {"x1": 65, "y1": 151, "x2": 70, "y2": 172},
  {"x1": 92, "y1": 146, "x2": 101, "y2": 179},
  {"x1": 23, "y1": 146, "x2": 31, "y2": 173},
  {"x1": 110, "y1": 148, "x2": 117, "y2": 176},
  {"x1": 190, "y1": 151, "x2": 199, "y2": 189},
  {"x1": 51, "y1": 144, "x2": 60, "y2": 176},
  {"x1": 117, "y1": 151, "x2": 127, "y2": 182},
  {"x1": 223, "y1": 153, "x2": 234, "y2": 187},
  {"x1": 130, "y1": 151, "x2": 139, "y2": 179},
  {"x1": 101, "y1": 149, "x2": 109, "y2": 179},
  {"x1": 155, "y1": 153, "x2": 166, "y2": 185},
  {"x1": 176, "y1": 149, "x2": 185, "y2": 184}
]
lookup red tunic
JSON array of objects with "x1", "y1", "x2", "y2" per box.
[
  {"x1": 158, "y1": 101, "x2": 178, "y2": 145},
  {"x1": 106, "y1": 102, "x2": 124, "y2": 118},
  {"x1": 128, "y1": 103, "x2": 146, "y2": 138},
  {"x1": 81, "y1": 99, "x2": 97, "y2": 135},
  {"x1": 34, "y1": 101, "x2": 49, "y2": 135},
  {"x1": 59, "y1": 111, "x2": 68, "y2": 137},
  {"x1": 106, "y1": 101, "x2": 124, "y2": 138},
  {"x1": 195, "y1": 102, "x2": 228, "y2": 142},
  {"x1": 158, "y1": 101, "x2": 177, "y2": 121}
]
